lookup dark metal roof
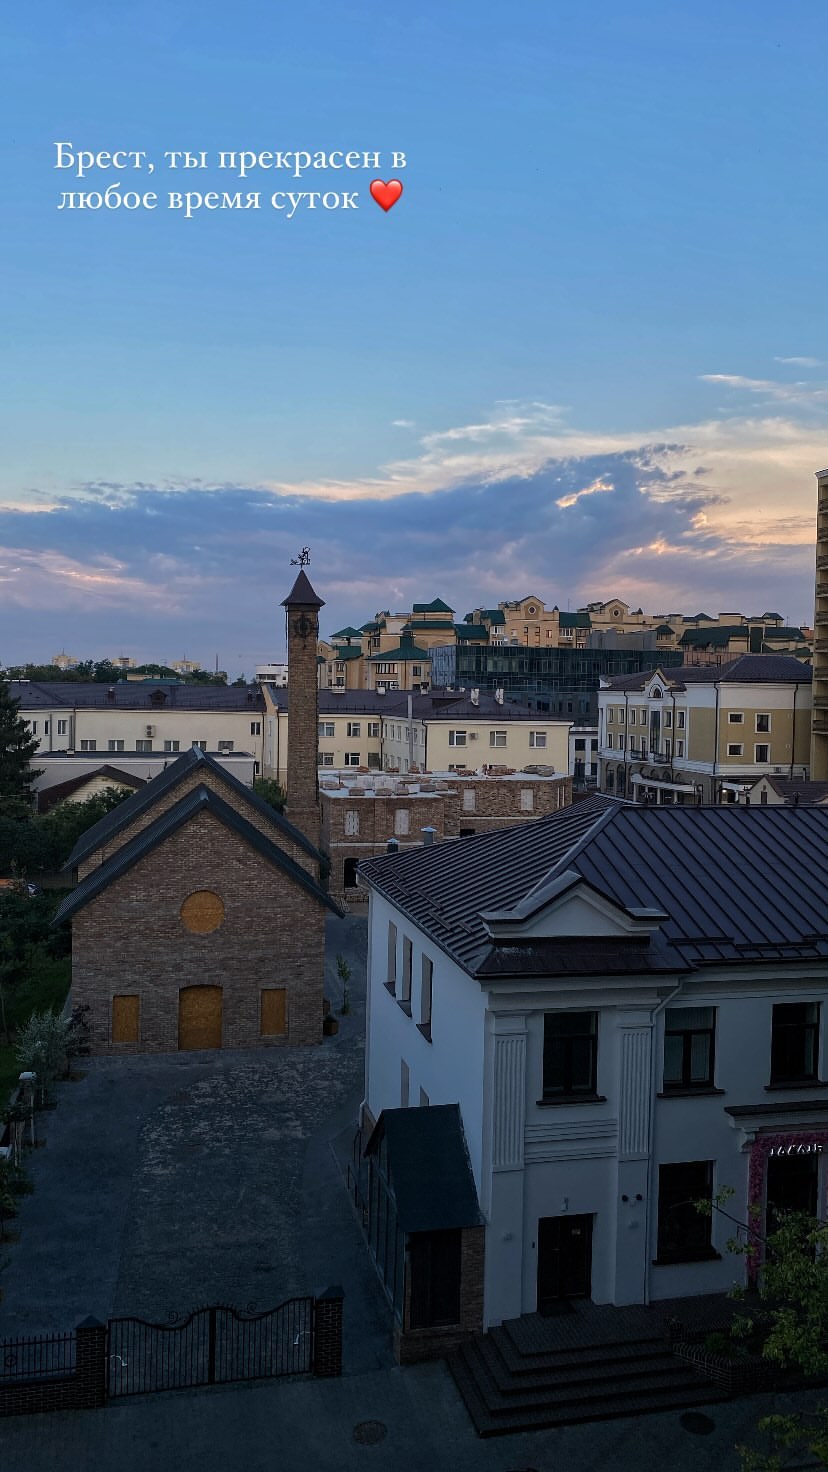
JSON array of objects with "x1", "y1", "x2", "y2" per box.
[
  {"x1": 365, "y1": 1105, "x2": 482, "y2": 1232},
  {"x1": 365, "y1": 639, "x2": 432, "y2": 662},
  {"x1": 54, "y1": 783, "x2": 342, "y2": 925},
  {"x1": 360, "y1": 795, "x2": 619, "y2": 972},
  {"x1": 37, "y1": 765, "x2": 145, "y2": 814},
  {"x1": 603, "y1": 655, "x2": 812, "y2": 691},
  {"x1": 281, "y1": 570, "x2": 325, "y2": 608},
  {"x1": 758, "y1": 778, "x2": 828, "y2": 805},
  {"x1": 10, "y1": 680, "x2": 266, "y2": 711},
  {"x1": 64, "y1": 745, "x2": 320, "y2": 869},
  {"x1": 361, "y1": 802, "x2": 828, "y2": 979}
]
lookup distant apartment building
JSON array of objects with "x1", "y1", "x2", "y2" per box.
[{"x1": 597, "y1": 655, "x2": 812, "y2": 804}]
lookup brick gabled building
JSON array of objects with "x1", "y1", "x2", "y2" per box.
[{"x1": 57, "y1": 571, "x2": 339, "y2": 1055}]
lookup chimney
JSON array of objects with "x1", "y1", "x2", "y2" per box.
[
  {"x1": 281, "y1": 569, "x2": 325, "y2": 850},
  {"x1": 421, "y1": 826, "x2": 437, "y2": 846},
  {"x1": 495, "y1": 687, "x2": 504, "y2": 704},
  {"x1": 386, "y1": 836, "x2": 400, "y2": 854},
  {"x1": 470, "y1": 688, "x2": 479, "y2": 706}
]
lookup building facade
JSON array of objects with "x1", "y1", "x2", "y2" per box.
[
  {"x1": 597, "y1": 656, "x2": 812, "y2": 804},
  {"x1": 358, "y1": 800, "x2": 828, "y2": 1337}
]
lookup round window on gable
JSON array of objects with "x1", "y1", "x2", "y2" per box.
[
  {"x1": 180, "y1": 891, "x2": 225, "y2": 934},
  {"x1": 528, "y1": 605, "x2": 537, "y2": 615}
]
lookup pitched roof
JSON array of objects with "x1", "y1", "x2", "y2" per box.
[
  {"x1": 365, "y1": 1105, "x2": 482, "y2": 1231},
  {"x1": 365, "y1": 639, "x2": 432, "y2": 662},
  {"x1": 281, "y1": 570, "x2": 324, "y2": 609},
  {"x1": 361, "y1": 801, "x2": 828, "y2": 978},
  {"x1": 412, "y1": 599, "x2": 454, "y2": 614},
  {"x1": 10, "y1": 681, "x2": 265, "y2": 712},
  {"x1": 360, "y1": 795, "x2": 618, "y2": 971},
  {"x1": 603, "y1": 655, "x2": 813, "y2": 692},
  {"x1": 559, "y1": 612, "x2": 591, "y2": 629},
  {"x1": 330, "y1": 626, "x2": 363, "y2": 639},
  {"x1": 64, "y1": 745, "x2": 320, "y2": 869},
  {"x1": 679, "y1": 626, "x2": 749, "y2": 648},
  {"x1": 37, "y1": 765, "x2": 145, "y2": 814},
  {"x1": 755, "y1": 778, "x2": 828, "y2": 805},
  {"x1": 332, "y1": 646, "x2": 363, "y2": 661},
  {"x1": 454, "y1": 624, "x2": 489, "y2": 640},
  {"x1": 54, "y1": 784, "x2": 342, "y2": 924}
]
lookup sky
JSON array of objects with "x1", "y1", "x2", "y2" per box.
[{"x1": 1, "y1": 0, "x2": 826, "y2": 675}]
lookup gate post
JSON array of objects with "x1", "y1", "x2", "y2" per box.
[
  {"x1": 312, "y1": 1287, "x2": 344, "y2": 1377},
  {"x1": 76, "y1": 1317, "x2": 107, "y2": 1409}
]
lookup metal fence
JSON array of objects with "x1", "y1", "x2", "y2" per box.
[
  {"x1": 107, "y1": 1298, "x2": 315, "y2": 1398},
  {"x1": 0, "y1": 1332, "x2": 76, "y2": 1384}
]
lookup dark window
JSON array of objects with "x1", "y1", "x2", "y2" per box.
[
  {"x1": 408, "y1": 1229, "x2": 462, "y2": 1327},
  {"x1": 343, "y1": 857, "x2": 359, "y2": 889},
  {"x1": 771, "y1": 1002, "x2": 819, "y2": 1083},
  {"x1": 543, "y1": 1012, "x2": 597, "y2": 1098},
  {"x1": 663, "y1": 1007, "x2": 715, "y2": 1090},
  {"x1": 657, "y1": 1161, "x2": 714, "y2": 1262}
]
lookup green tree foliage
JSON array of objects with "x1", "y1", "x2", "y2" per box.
[
  {"x1": 0, "y1": 677, "x2": 41, "y2": 817},
  {"x1": 252, "y1": 778, "x2": 286, "y2": 813},
  {"x1": 0, "y1": 785, "x2": 132, "y2": 876},
  {"x1": 14, "y1": 1009, "x2": 70, "y2": 1100},
  {"x1": 0, "y1": 890, "x2": 69, "y2": 1043}
]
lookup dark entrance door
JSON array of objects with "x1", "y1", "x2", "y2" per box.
[
  {"x1": 537, "y1": 1214, "x2": 592, "y2": 1313},
  {"x1": 766, "y1": 1150, "x2": 819, "y2": 1234}
]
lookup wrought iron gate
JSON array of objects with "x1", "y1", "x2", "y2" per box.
[{"x1": 107, "y1": 1298, "x2": 314, "y2": 1397}]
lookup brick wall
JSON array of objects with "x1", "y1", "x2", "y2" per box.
[
  {"x1": 284, "y1": 599, "x2": 322, "y2": 852},
  {"x1": 394, "y1": 1225, "x2": 486, "y2": 1365},
  {"x1": 77, "y1": 764, "x2": 318, "y2": 881},
  {"x1": 444, "y1": 774, "x2": 572, "y2": 833},
  {"x1": 0, "y1": 1318, "x2": 106, "y2": 1418},
  {"x1": 71, "y1": 809, "x2": 326, "y2": 1053}
]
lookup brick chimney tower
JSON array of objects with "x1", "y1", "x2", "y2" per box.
[{"x1": 282, "y1": 568, "x2": 324, "y2": 849}]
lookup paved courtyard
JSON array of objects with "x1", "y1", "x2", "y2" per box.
[{"x1": 0, "y1": 915, "x2": 391, "y2": 1372}]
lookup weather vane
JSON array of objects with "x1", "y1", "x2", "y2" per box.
[{"x1": 290, "y1": 546, "x2": 311, "y2": 567}]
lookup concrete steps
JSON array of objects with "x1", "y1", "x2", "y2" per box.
[{"x1": 447, "y1": 1316, "x2": 726, "y2": 1437}]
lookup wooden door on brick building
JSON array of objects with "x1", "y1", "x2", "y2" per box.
[{"x1": 178, "y1": 986, "x2": 223, "y2": 1050}]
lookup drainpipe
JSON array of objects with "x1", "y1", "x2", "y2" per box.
[
  {"x1": 713, "y1": 676, "x2": 721, "y2": 804},
  {"x1": 642, "y1": 976, "x2": 687, "y2": 1305},
  {"x1": 408, "y1": 693, "x2": 414, "y2": 773},
  {"x1": 790, "y1": 679, "x2": 797, "y2": 779}
]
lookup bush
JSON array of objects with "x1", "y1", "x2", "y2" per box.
[{"x1": 14, "y1": 1010, "x2": 70, "y2": 1101}]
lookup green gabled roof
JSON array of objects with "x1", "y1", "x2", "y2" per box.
[
  {"x1": 366, "y1": 638, "x2": 432, "y2": 662},
  {"x1": 761, "y1": 612, "x2": 784, "y2": 621},
  {"x1": 687, "y1": 612, "x2": 714, "y2": 622},
  {"x1": 331, "y1": 626, "x2": 363, "y2": 639},
  {"x1": 559, "y1": 612, "x2": 591, "y2": 629},
  {"x1": 455, "y1": 624, "x2": 488, "y2": 640},
  {"x1": 412, "y1": 599, "x2": 454, "y2": 614},
  {"x1": 482, "y1": 609, "x2": 506, "y2": 624},
  {"x1": 761, "y1": 626, "x2": 807, "y2": 642},
  {"x1": 402, "y1": 618, "x2": 455, "y2": 632},
  {"x1": 679, "y1": 626, "x2": 748, "y2": 647},
  {"x1": 656, "y1": 623, "x2": 676, "y2": 635},
  {"x1": 360, "y1": 621, "x2": 379, "y2": 632},
  {"x1": 333, "y1": 646, "x2": 363, "y2": 661}
]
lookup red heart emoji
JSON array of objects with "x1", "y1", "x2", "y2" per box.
[{"x1": 370, "y1": 178, "x2": 403, "y2": 212}]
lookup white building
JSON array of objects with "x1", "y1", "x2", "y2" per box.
[{"x1": 358, "y1": 798, "x2": 828, "y2": 1356}]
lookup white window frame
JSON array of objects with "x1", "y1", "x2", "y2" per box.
[
  {"x1": 727, "y1": 742, "x2": 744, "y2": 757},
  {"x1": 529, "y1": 730, "x2": 547, "y2": 748},
  {"x1": 344, "y1": 752, "x2": 360, "y2": 767},
  {"x1": 755, "y1": 713, "x2": 771, "y2": 733},
  {"x1": 448, "y1": 730, "x2": 467, "y2": 747},
  {"x1": 754, "y1": 743, "x2": 770, "y2": 763},
  {"x1": 489, "y1": 730, "x2": 507, "y2": 748}
]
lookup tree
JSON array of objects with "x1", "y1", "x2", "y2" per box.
[
  {"x1": 15, "y1": 1009, "x2": 70, "y2": 1102},
  {"x1": 699, "y1": 1191, "x2": 828, "y2": 1471},
  {"x1": 0, "y1": 676, "x2": 41, "y2": 817},
  {"x1": 253, "y1": 778, "x2": 286, "y2": 813}
]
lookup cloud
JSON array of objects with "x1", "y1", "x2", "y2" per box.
[
  {"x1": 0, "y1": 396, "x2": 821, "y2": 671},
  {"x1": 774, "y1": 356, "x2": 823, "y2": 368},
  {"x1": 700, "y1": 373, "x2": 828, "y2": 407}
]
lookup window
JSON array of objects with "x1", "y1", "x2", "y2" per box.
[
  {"x1": 344, "y1": 810, "x2": 360, "y2": 836},
  {"x1": 664, "y1": 710, "x2": 672, "y2": 729},
  {"x1": 617, "y1": 734, "x2": 625, "y2": 751},
  {"x1": 367, "y1": 722, "x2": 380, "y2": 738},
  {"x1": 319, "y1": 752, "x2": 334, "y2": 766},
  {"x1": 401, "y1": 937, "x2": 413, "y2": 1007},
  {"x1": 193, "y1": 739, "x2": 207, "y2": 750},
  {"x1": 319, "y1": 721, "x2": 335, "y2": 738},
  {"x1": 394, "y1": 809, "x2": 410, "y2": 836},
  {"x1": 368, "y1": 752, "x2": 381, "y2": 769},
  {"x1": 347, "y1": 722, "x2": 361, "y2": 738},
  {"x1": 448, "y1": 730, "x2": 467, "y2": 746},
  {"x1": 30, "y1": 721, "x2": 37, "y2": 735},
  {"x1": 663, "y1": 1007, "x2": 715, "y2": 1090},
  {"x1": 57, "y1": 719, "x2": 68, "y2": 736},
  {"x1": 727, "y1": 743, "x2": 743, "y2": 757},
  {"x1": 164, "y1": 740, "x2": 180, "y2": 752},
  {"x1": 260, "y1": 988, "x2": 287, "y2": 1036},
  {"x1": 728, "y1": 712, "x2": 744, "y2": 725},
  {"x1": 657, "y1": 1161, "x2": 714, "y2": 1262},
  {"x1": 80, "y1": 739, "x2": 97, "y2": 752},
  {"x1": 677, "y1": 711, "x2": 686, "y2": 729},
  {"x1": 519, "y1": 788, "x2": 534, "y2": 811},
  {"x1": 574, "y1": 739, "x2": 585, "y2": 752},
  {"x1": 529, "y1": 731, "x2": 547, "y2": 748},
  {"x1": 108, "y1": 739, "x2": 125, "y2": 752},
  {"x1": 676, "y1": 740, "x2": 685, "y2": 758},
  {"x1": 664, "y1": 738, "x2": 672, "y2": 759},
  {"x1": 542, "y1": 1012, "x2": 598, "y2": 1098},
  {"x1": 112, "y1": 994, "x2": 140, "y2": 1044},
  {"x1": 771, "y1": 1002, "x2": 819, "y2": 1083},
  {"x1": 489, "y1": 730, "x2": 507, "y2": 748},
  {"x1": 629, "y1": 709, "x2": 637, "y2": 727},
  {"x1": 218, "y1": 740, "x2": 234, "y2": 752},
  {"x1": 756, "y1": 713, "x2": 771, "y2": 733},
  {"x1": 250, "y1": 721, "x2": 261, "y2": 736},
  {"x1": 608, "y1": 709, "x2": 614, "y2": 724},
  {"x1": 754, "y1": 744, "x2": 770, "y2": 763},
  {"x1": 387, "y1": 922, "x2": 397, "y2": 990},
  {"x1": 400, "y1": 1059, "x2": 410, "y2": 1108},
  {"x1": 462, "y1": 788, "x2": 476, "y2": 812},
  {"x1": 412, "y1": 666, "x2": 422, "y2": 677},
  {"x1": 420, "y1": 956, "x2": 433, "y2": 1040},
  {"x1": 344, "y1": 752, "x2": 360, "y2": 766},
  {"x1": 607, "y1": 733, "x2": 614, "y2": 750}
]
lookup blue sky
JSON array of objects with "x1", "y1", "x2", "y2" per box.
[{"x1": 1, "y1": 1, "x2": 826, "y2": 672}]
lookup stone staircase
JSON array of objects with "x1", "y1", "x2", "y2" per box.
[{"x1": 447, "y1": 1306, "x2": 729, "y2": 1437}]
